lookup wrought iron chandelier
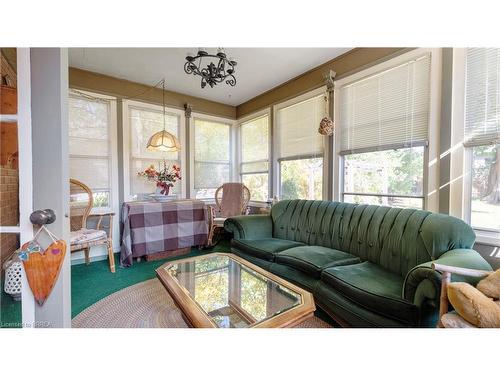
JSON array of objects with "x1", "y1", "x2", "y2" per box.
[{"x1": 184, "y1": 48, "x2": 237, "y2": 88}]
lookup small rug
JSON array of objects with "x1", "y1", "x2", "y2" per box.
[{"x1": 72, "y1": 279, "x2": 332, "y2": 328}]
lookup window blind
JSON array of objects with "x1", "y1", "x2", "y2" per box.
[
  {"x1": 129, "y1": 107, "x2": 180, "y2": 195},
  {"x1": 194, "y1": 118, "x2": 231, "y2": 190},
  {"x1": 130, "y1": 107, "x2": 179, "y2": 161},
  {"x1": 240, "y1": 115, "x2": 269, "y2": 174},
  {"x1": 68, "y1": 95, "x2": 111, "y2": 193},
  {"x1": 464, "y1": 48, "x2": 500, "y2": 147},
  {"x1": 338, "y1": 54, "x2": 431, "y2": 154},
  {"x1": 276, "y1": 94, "x2": 324, "y2": 160}
]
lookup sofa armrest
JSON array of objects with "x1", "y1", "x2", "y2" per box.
[
  {"x1": 403, "y1": 249, "x2": 493, "y2": 307},
  {"x1": 224, "y1": 214, "x2": 273, "y2": 240}
]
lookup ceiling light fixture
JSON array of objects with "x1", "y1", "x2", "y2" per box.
[
  {"x1": 184, "y1": 48, "x2": 237, "y2": 88},
  {"x1": 146, "y1": 79, "x2": 182, "y2": 152}
]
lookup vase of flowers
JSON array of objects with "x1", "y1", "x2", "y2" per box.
[{"x1": 138, "y1": 161, "x2": 181, "y2": 196}]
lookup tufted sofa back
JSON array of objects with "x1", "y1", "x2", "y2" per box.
[{"x1": 271, "y1": 200, "x2": 476, "y2": 277}]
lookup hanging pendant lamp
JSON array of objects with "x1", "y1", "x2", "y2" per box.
[{"x1": 146, "y1": 79, "x2": 182, "y2": 152}]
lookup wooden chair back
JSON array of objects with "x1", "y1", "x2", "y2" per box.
[
  {"x1": 215, "y1": 183, "x2": 251, "y2": 217},
  {"x1": 69, "y1": 178, "x2": 93, "y2": 231}
]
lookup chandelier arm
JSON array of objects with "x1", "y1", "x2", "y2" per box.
[
  {"x1": 217, "y1": 58, "x2": 224, "y2": 74},
  {"x1": 225, "y1": 74, "x2": 236, "y2": 86}
]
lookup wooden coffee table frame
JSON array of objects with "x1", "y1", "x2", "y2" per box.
[{"x1": 156, "y1": 252, "x2": 315, "y2": 328}]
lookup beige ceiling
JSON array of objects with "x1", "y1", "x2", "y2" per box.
[{"x1": 68, "y1": 48, "x2": 352, "y2": 106}]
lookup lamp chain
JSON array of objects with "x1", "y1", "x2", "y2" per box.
[{"x1": 162, "y1": 78, "x2": 166, "y2": 132}]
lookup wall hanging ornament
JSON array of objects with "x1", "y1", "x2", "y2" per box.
[
  {"x1": 318, "y1": 112, "x2": 334, "y2": 136},
  {"x1": 318, "y1": 70, "x2": 336, "y2": 136},
  {"x1": 19, "y1": 210, "x2": 67, "y2": 306}
]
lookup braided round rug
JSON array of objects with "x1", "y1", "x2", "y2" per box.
[{"x1": 72, "y1": 278, "x2": 332, "y2": 328}]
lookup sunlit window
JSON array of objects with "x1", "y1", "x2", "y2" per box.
[
  {"x1": 280, "y1": 158, "x2": 323, "y2": 200},
  {"x1": 276, "y1": 94, "x2": 325, "y2": 200},
  {"x1": 337, "y1": 53, "x2": 431, "y2": 209},
  {"x1": 129, "y1": 106, "x2": 181, "y2": 198},
  {"x1": 68, "y1": 93, "x2": 112, "y2": 208},
  {"x1": 343, "y1": 147, "x2": 424, "y2": 209},
  {"x1": 240, "y1": 115, "x2": 269, "y2": 202},
  {"x1": 464, "y1": 48, "x2": 500, "y2": 231},
  {"x1": 193, "y1": 118, "x2": 232, "y2": 199}
]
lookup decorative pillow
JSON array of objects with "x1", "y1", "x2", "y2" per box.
[
  {"x1": 441, "y1": 312, "x2": 476, "y2": 328},
  {"x1": 477, "y1": 269, "x2": 500, "y2": 299},
  {"x1": 70, "y1": 229, "x2": 107, "y2": 245},
  {"x1": 447, "y1": 282, "x2": 500, "y2": 328}
]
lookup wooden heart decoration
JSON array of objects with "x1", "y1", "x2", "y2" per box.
[{"x1": 22, "y1": 239, "x2": 66, "y2": 306}]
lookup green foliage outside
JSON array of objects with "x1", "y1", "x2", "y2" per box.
[
  {"x1": 242, "y1": 173, "x2": 268, "y2": 202},
  {"x1": 240, "y1": 269, "x2": 267, "y2": 321},
  {"x1": 194, "y1": 119, "x2": 230, "y2": 195},
  {"x1": 93, "y1": 192, "x2": 109, "y2": 208},
  {"x1": 471, "y1": 144, "x2": 500, "y2": 230},
  {"x1": 344, "y1": 147, "x2": 424, "y2": 208},
  {"x1": 240, "y1": 116, "x2": 270, "y2": 202},
  {"x1": 195, "y1": 269, "x2": 229, "y2": 313},
  {"x1": 280, "y1": 158, "x2": 323, "y2": 200}
]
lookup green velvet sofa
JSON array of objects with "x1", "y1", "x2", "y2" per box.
[{"x1": 224, "y1": 199, "x2": 493, "y2": 327}]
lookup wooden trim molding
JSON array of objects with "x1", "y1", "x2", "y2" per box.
[
  {"x1": 69, "y1": 67, "x2": 236, "y2": 119},
  {"x1": 236, "y1": 48, "x2": 409, "y2": 118}
]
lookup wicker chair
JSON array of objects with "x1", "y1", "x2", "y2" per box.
[
  {"x1": 69, "y1": 178, "x2": 115, "y2": 273},
  {"x1": 208, "y1": 183, "x2": 251, "y2": 246},
  {"x1": 432, "y1": 263, "x2": 493, "y2": 328}
]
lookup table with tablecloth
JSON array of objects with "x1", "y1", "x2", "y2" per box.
[{"x1": 120, "y1": 199, "x2": 209, "y2": 267}]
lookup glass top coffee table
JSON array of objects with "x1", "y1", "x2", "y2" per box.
[{"x1": 156, "y1": 252, "x2": 315, "y2": 328}]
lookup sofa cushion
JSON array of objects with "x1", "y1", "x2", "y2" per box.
[
  {"x1": 231, "y1": 238, "x2": 304, "y2": 261},
  {"x1": 275, "y1": 246, "x2": 360, "y2": 278},
  {"x1": 321, "y1": 261, "x2": 419, "y2": 325}
]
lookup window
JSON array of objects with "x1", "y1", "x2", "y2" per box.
[
  {"x1": 343, "y1": 147, "x2": 424, "y2": 208},
  {"x1": 337, "y1": 53, "x2": 431, "y2": 209},
  {"x1": 240, "y1": 114, "x2": 269, "y2": 202},
  {"x1": 193, "y1": 117, "x2": 232, "y2": 199},
  {"x1": 464, "y1": 48, "x2": 500, "y2": 231},
  {"x1": 68, "y1": 93, "x2": 113, "y2": 208},
  {"x1": 276, "y1": 92, "x2": 325, "y2": 200},
  {"x1": 128, "y1": 105, "x2": 181, "y2": 198}
]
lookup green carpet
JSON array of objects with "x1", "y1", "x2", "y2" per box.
[
  {"x1": 2, "y1": 238, "x2": 336, "y2": 326},
  {"x1": 1, "y1": 280, "x2": 21, "y2": 328},
  {"x1": 71, "y1": 240, "x2": 230, "y2": 318},
  {"x1": 0, "y1": 240, "x2": 230, "y2": 326}
]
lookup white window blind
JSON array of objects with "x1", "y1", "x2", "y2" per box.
[
  {"x1": 464, "y1": 48, "x2": 500, "y2": 147},
  {"x1": 68, "y1": 95, "x2": 111, "y2": 207},
  {"x1": 129, "y1": 107, "x2": 181, "y2": 196},
  {"x1": 338, "y1": 54, "x2": 431, "y2": 154},
  {"x1": 240, "y1": 114, "x2": 269, "y2": 202},
  {"x1": 241, "y1": 115, "x2": 269, "y2": 173},
  {"x1": 194, "y1": 118, "x2": 231, "y2": 190},
  {"x1": 276, "y1": 94, "x2": 324, "y2": 160}
]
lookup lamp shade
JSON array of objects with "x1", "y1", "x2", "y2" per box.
[{"x1": 146, "y1": 130, "x2": 181, "y2": 152}]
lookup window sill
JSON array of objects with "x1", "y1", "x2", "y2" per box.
[
  {"x1": 474, "y1": 229, "x2": 500, "y2": 247},
  {"x1": 248, "y1": 201, "x2": 270, "y2": 208}
]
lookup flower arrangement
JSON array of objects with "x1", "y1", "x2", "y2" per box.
[{"x1": 138, "y1": 161, "x2": 181, "y2": 195}]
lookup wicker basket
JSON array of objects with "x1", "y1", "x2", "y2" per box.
[{"x1": 3, "y1": 259, "x2": 22, "y2": 301}]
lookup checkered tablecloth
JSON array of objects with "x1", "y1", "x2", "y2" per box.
[{"x1": 120, "y1": 199, "x2": 209, "y2": 267}]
